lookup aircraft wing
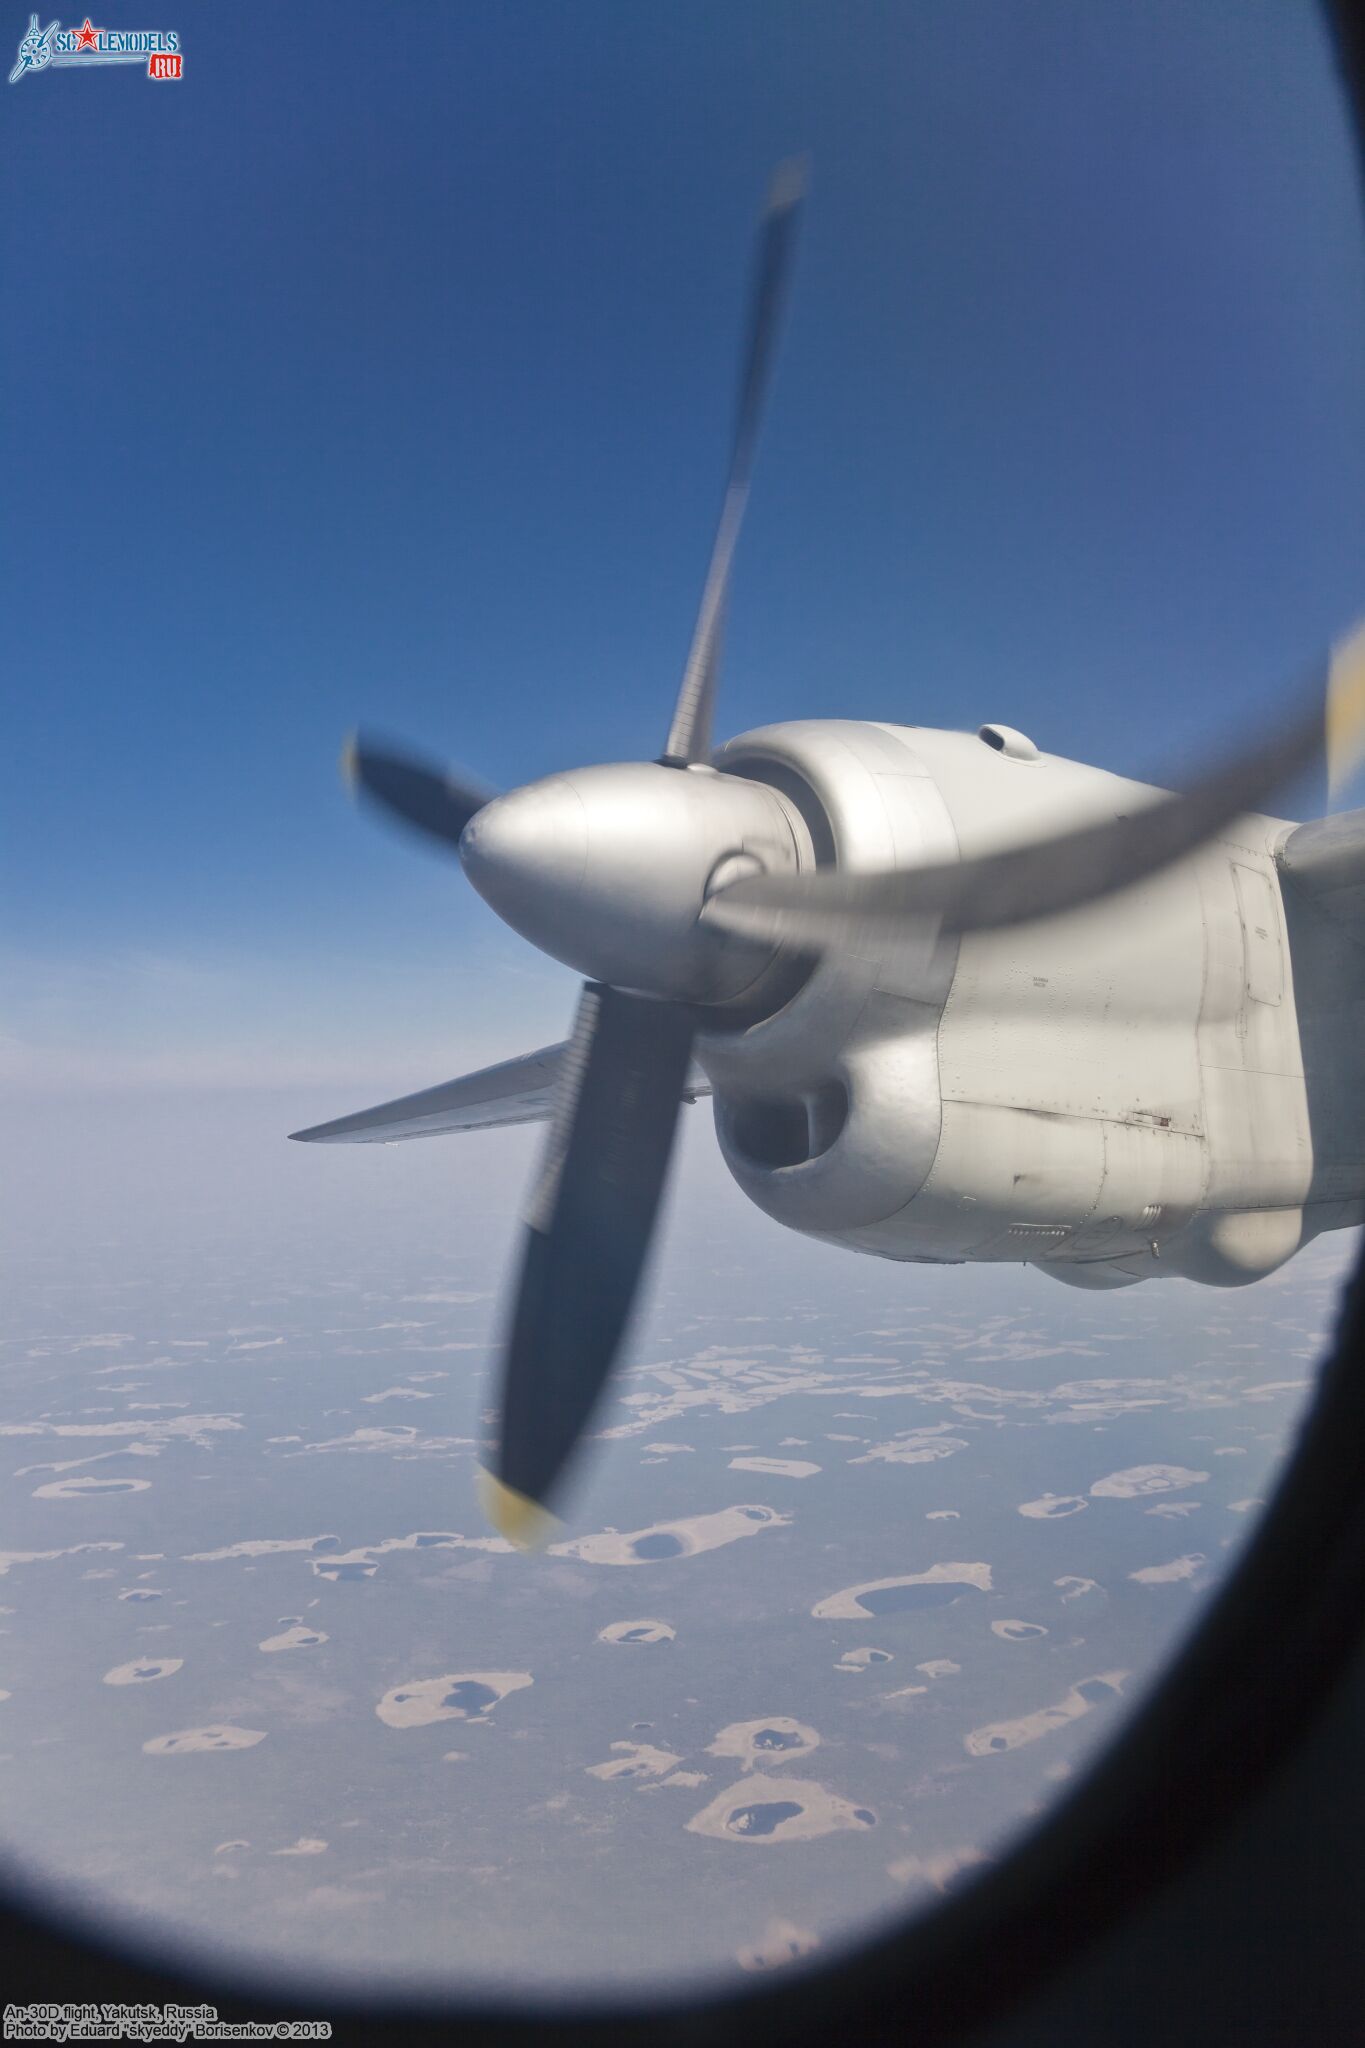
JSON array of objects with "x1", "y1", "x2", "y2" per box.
[
  {"x1": 1277, "y1": 806, "x2": 1365, "y2": 928},
  {"x1": 289, "y1": 1043, "x2": 713, "y2": 1145}
]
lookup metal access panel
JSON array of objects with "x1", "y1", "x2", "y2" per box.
[{"x1": 1233, "y1": 862, "x2": 1285, "y2": 1008}]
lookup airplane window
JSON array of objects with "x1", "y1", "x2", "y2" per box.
[{"x1": 3, "y1": 0, "x2": 1363, "y2": 2024}]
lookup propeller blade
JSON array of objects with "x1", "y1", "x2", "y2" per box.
[
  {"x1": 343, "y1": 733, "x2": 496, "y2": 854},
  {"x1": 480, "y1": 983, "x2": 697, "y2": 1545},
  {"x1": 660, "y1": 159, "x2": 807, "y2": 769},
  {"x1": 702, "y1": 624, "x2": 1365, "y2": 949}
]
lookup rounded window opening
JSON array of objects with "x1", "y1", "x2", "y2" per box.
[{"x1": 5, "y1": 0, "x2": 1363, "y2": 2023}]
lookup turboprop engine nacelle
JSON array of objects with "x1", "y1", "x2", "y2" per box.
[{"x1": 698, "y1": 717, "x2": 1333, "y2": 1287}]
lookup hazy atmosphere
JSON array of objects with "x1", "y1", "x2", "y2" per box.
[{"x1": 2, "y1": 1090, "x2": 1353, "y2": 1989}]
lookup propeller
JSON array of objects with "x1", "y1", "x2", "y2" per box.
[
  {"x1": 661, "y1": 156, "x2": 807, "y2": 768},
  {"x1": 329, "y1": 162, "x2": 810, "y2": 1539},
  {"x1": 701, "y1": 622, "x2": 1365, "y2": 951},
  {"x1": 341, "y1": 734, "x2": 495, "y2": 854},
  {"x1": 477, "y1": 985, "x2": 697, "y2": 1548},
  {"x1": 324, "y1": 159, "x2": 1365, "y2": 1546}
]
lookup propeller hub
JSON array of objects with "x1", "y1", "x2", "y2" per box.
[{"x1": 460, "y1": 761, "x2": 805, "y2": 1003}]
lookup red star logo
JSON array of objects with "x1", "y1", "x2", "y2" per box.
[{"x1": 74, "y1": 18, "x2": 98, "y2": 51}]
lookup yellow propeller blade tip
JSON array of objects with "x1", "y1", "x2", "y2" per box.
[
  {"x1": 1326, "y1": 621, "x2": 1365, "y2": 802},
  {"x1": 339, "y1": 733, "x2": 360, "y2": 793},
  {"x1": 477, "y1": 1470, "x2": 558, "y2": 1552}
]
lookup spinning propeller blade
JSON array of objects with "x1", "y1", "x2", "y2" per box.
[
  {"x1": 661, "y1": 159, "x2": 807, "y2": 768},
  {"x1": 703, "y1": 625, "x2": 1365, "y2": 949},
  {"x1": 480, "y1": 985, "x2": 697, "y2": 1543},
  {"x1": 477, "y1": 168, "x2": 807, "y2": 1525},
  {"x1": 343, "y1": 734, "x2": 496, "y2": 854}
]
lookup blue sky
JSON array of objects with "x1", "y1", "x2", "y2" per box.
[{"x1": 4, "y1": 1, "x2": 1365, "y2": 1096}]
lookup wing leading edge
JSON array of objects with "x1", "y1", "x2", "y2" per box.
[{"x1": 288, "y1": 1043, "x2": 712, "y2": 1145}]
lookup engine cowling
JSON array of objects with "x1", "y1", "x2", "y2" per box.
[
  {"x1": 700, "y1": 720, "x2": 960, "y2": 1246},
  {"x1": 699, "y1": 717, "x2": 1318, "y2": 1286}
]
